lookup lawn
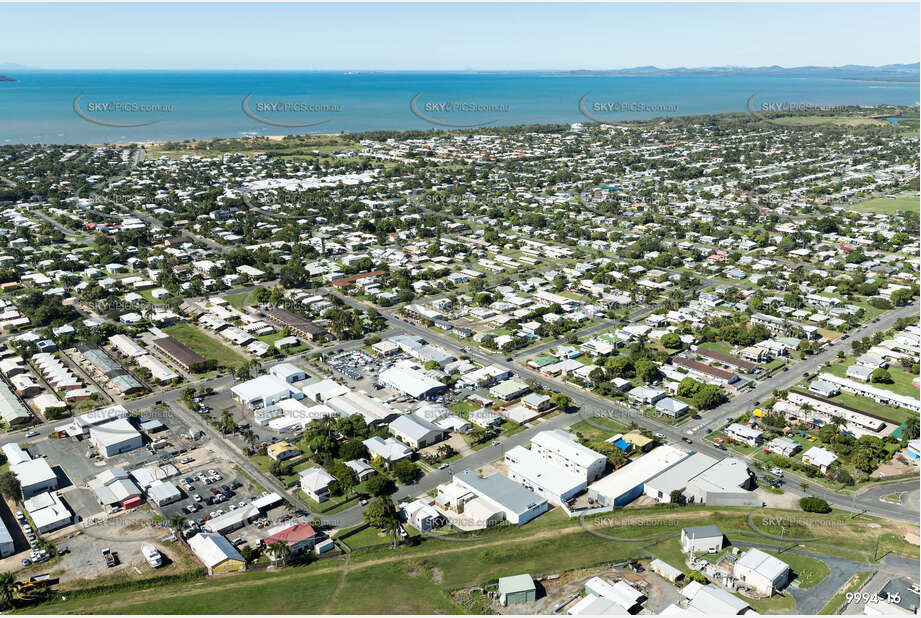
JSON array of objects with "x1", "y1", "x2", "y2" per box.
[
  {"x1": 848, "y1": 195, "x2": 919, "y2": 214},
  {"x1": 763, "y1": 549, "x2": 829, "y2": 589},
  {"x1": 828, "y1": 391, "x2": 918, "y2": 425},
  {"x1": 824, "y1": 360, "x2": 920, "y2": 399},
  {"x1": 569, "y1": 415, "x2": 629, "y2": 441},
  {"x1": 223, "y1": 290, "x2": 253, "y2": 310},
  {"x1": 163, "y1": 323, "x2": 248, "y2": 370}
]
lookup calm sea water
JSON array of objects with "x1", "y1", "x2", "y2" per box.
[{"x1": 0, "y1": 71, "x2": 917, "y2": 144}]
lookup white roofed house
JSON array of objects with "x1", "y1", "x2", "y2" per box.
[
  {"x1": 732, "y1": 548, "x2": 790, "y2": 596},
  {"x1": 363, "y1": 436, "x2": 413, "y2": 463},
  {"x1": 299, "y1": 467, "x2": 336, "y2": 503},
  {"x1": 400, "y1": 499, "x2": 442, "y2": 532},
  {"x1": 802, "y1": 446, "x2": 838, "y2": 473},
  {"x1": 724, "y1": 422, "x2": 763, "y2": 447}
]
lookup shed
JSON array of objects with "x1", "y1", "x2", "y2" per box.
[{"x1": 498, "y1": 573, "x2": 536, "y2": 605}]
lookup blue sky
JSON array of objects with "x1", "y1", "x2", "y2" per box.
[{"x1": 4, "y1": 3, "x2": 919, "y2": 70}]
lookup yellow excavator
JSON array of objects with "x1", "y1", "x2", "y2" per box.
[{"x1": 13, "y1": 574, "x2": 56, "y2": 602}]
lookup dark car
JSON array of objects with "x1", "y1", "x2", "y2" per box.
[
  {"x1": 682, "y1": 437, "x2": 693, "y2": 444},
  {"x1": 209, "y1": 488, "x2": 219, "y2": 495}
]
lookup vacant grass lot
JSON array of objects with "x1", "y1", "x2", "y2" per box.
[
  {"x1": 848, "y1": 195, "x2": 919, "y2": 214},
  {"x1": 22, "y1": 505, "x2": 917, "y2": 615},
  {"x1": 163, "y1": 323, "x2": 248, "y2": 370}
]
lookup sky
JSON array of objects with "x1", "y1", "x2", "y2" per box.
[{"x1": 2, "y1": 2, "x2": 919, "y2": 71}]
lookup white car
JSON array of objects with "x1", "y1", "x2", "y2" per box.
[
  {"x1": 25, "y1": 430, "x2": 39, "y2": 438},
  {"x1": 193, "y1": 494, "x2": 202, "y2": 502}
]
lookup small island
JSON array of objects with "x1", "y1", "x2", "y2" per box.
[{"x1": 0, "y1": 75, "x2": 16, "y2": 82}]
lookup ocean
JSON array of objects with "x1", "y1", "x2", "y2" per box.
[{"x1": 0, "y1": 70, "x2": 917, "y2": 145}]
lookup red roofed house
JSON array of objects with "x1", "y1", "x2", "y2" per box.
[{"x1": 264, "y1": 523, "x2": 319, "y2": 556}]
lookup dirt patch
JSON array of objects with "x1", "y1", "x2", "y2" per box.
[
  {"x1": 431, "y1": 567, "x2": 443, "y2": 583},
  {"x1": 905, "y1": 532, "x2": 920, "y2": 545},
  {"x1": 871, "y1": 453, "x2": 918, "y2": 479}
]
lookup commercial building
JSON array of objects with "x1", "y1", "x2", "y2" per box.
[
  {"x1": 684, "y1": 458, "x2": 758, "y2": 506},
  {"x1": 147, "y1": 480, "x2": 182, "y2": 507},
  {"x1": 644, "y1": 452, "x2": 718, "y2": 502},
  {"x1": 204, "y1": 505, "x2": 260, "y2": 535},
  {"x1": 733, "y1": 548, "x2": 790, "y2": 595},
  {"x1": 530, "y1": 430, "x2": 607, "y2": 482},
  {"x1": 88, "y1": 468, "x2": 143, "y2": 509},
  {"x1": 268, "y1": 363, "x2": 306, "y2": 384},
  {"x1": 453, "y1": 469, "x2": 548, "y2": 525},
  {"x1": 588, "y1": 445, "x2": 689, "y2": 507},
  {"x1": 680, "y1": 525, "x2": 724, "y2": 554},
  {"x1": 301, "y1": 378, "x2": 349, "y2": 403},
  {"x1": 505, "y1": 445, "x2": 586, "y2": 505},
  {"x1": 378, "y1": 363, "x2": 447, "y2": 400},
  {"x1": 584, "y1": 577, "x2": 645, "y2": 613},
  {"x1": 23, "y1": 491, "x2": 72, "y2": 533},
  {"x1": 231, "y1": 375, "x2": 300, "y2": 411},
  {"x1": 90, "y1": 418, "x2": 144, "y2": 457},
  {"x1": 188, "y1": 532, "x2": 246, "y2": 575},
  {"x1": 0, "y1": 518, "x2": 13, "y2": 558},
  {"x1": 389, "y1": 413, "x2": 445, "y2": 449},
  {"x1": 10, "y1": 452, "x2": 58, "y2": 499},
  {"x1": 680, "y1": 581, "x2": 750, "y2": 614},
  {"x1": 327, "y1": 391, "x2": 398, "y2": 427}
]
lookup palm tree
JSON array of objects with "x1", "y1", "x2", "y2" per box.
[
  {"x1": 386, "y1": 517, "x2": 403, "y2": 549},
  {"x1": 0, "y1": 571, "x2": 15, "y2": 609},
  {"x1": 242, "y1": 429, "x2": 258, "y2": 453},
  {"x1": 267, "y1": 541, "x2": 289, "y2": 567},
  {"x1": 169, "y1": 514, "x2": 186, "y2": 534}
]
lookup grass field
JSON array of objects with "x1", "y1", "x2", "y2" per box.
[
  {"x1": 848, "y1": 195, "x2": 920, "y2": 214},
  {"x1": 163, "y1": 323, "x2": 248, "y2": 370},
  {"x1": 824, "y1": 360, "x2": 920, "y2": 399},
  {"x1": 21, "y1": 505, "x2": 917, "y2": 615}
]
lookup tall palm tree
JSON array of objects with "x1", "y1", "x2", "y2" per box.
[
  {"x1": 0, "y1": 571, "x2": 15, "y2": 608},
  {"x1": 242, "y1": 429, "x2": 258, "y2": 453}
]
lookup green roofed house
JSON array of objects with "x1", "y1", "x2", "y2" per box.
[
  {"x1": 0, "y1": 381, "x2": 31, "y2": 426},
  {"x1": 527, "y1": 356, "x2": 558, "y2": 369},
  {"x1": 489, "y1": 379, "x2": 530, "y2": 402},
  {"x1": 498, "y1": 573, "x2": 536, "y2": 605}
]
